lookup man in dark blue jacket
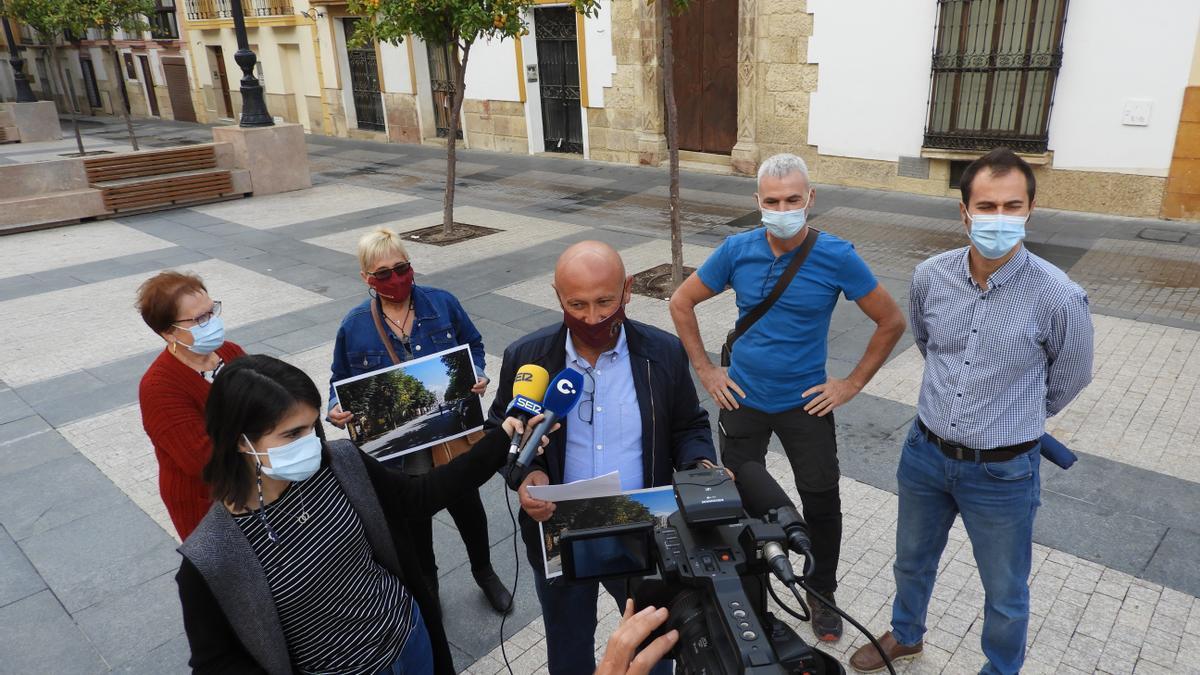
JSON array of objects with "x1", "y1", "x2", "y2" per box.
[{"x1": 487, "y1": 241, "x2": 716, "y2": 675}]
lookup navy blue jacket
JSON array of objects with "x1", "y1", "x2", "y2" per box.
[
  {"x1": 329, "y1": 287, "x2": 486, "y2": 412},
  {"x1": 486, "y1": 319, "x2": 716, "y2": 567}
]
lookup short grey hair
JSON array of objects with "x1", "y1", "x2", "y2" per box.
[{"x1": 757, "y1": 153, "x2": 810, "y2": 187}]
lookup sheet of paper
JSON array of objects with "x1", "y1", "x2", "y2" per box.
[{"x1": 526, "y1": 471, "x2": 622, "y2": 501}]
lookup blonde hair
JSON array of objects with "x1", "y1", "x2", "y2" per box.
[{"x1": 357, "y1": 227, "x2": 410, "y2": 272}]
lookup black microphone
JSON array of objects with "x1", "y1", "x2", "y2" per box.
[
  {"x1": 505, "y1": 367, "x2": 585, "y2": 490},
  {"x1": 736, "y1": 461, "x2": 813, "y2": 558}
]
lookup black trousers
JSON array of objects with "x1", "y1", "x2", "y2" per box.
[
  {"x1": 407, "y1": 488, "x2": 494, "y2": 580},
  {"x1": 718, "y1": 404, "x2": 842, "y2": 594}
]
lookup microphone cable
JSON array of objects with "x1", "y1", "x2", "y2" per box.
[
  {"x1": 790, "y1": 580, "x2": 897, "y2": 675},
  {"x1": 762, "y1": 573, "x2": 810, "y2": 623},
  {"x1": 499, "y1": 484, "x2": 519, "y2": 675}
]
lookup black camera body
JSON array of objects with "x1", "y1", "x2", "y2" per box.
[{"x1": 559, "y1": 468, "x2": 844, "y2": 675}]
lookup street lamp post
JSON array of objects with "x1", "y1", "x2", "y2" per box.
[
  {"x1": 229, "y1": 0, "x2": 273, "y2": 127},
  {"x1": 1, "y1": 12, "x2": 37, "y2": 103}
]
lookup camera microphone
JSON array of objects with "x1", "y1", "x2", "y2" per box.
[{"x1": 736, "y1": 462, "x2": 814, "y2": 559}]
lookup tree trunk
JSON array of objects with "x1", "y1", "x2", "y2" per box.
[
  {"x1": 661, "y1": 0, "x2": 683, "y2": 288},
  {"x1": 443, "y1": 41, "x2": 471, "y2": 236},
  {"x1": 107, "y1": 36, "x2": 139, "y2": 151},
  {"x1": 47, "y1": 43, "x2": 85, "y2": 156}
]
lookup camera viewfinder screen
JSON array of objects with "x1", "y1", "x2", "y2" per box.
[{"x1": 565, "y1": 531, "x2": 654, "y2": 581}]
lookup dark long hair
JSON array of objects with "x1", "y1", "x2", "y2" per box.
[{"x1": 204, "y1": 355, "x2": 325, "y2": 510}]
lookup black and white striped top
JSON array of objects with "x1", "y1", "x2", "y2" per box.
[{"x1": 233, "y1": 465, "x2": 415, "y2": 675}]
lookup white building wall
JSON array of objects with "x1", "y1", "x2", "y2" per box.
[
  {"x1": 1048, "y1": 0, "x2": 1200, "y2": 175},
  {"x1": 380, "y1": 41, "x2": 413, "y2": 94},
  {"x1": 464, "y1": 34, "x2": 521, "y2": 102},
  {"x1": 807, "y1": 0, "x2": 1199, "y2": 177},
  {"x1": 806, "y1": 0, "x2": 937, "y2": 162},
  {"x1": 584, "y1": 0, "x2": 614, "y2": 108}
]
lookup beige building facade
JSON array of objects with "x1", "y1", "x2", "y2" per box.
[{"x1": 14, "y1": 1, "x2": 1196, "y2": 221}]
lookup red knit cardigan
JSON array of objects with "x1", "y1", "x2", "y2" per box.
[{"x1": 139, "y1": 342, "x2": 245, "y2": 540}]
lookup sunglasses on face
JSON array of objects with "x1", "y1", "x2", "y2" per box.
[{"x1": 366, "y1": 262, "x2": 412, "y2": 281}]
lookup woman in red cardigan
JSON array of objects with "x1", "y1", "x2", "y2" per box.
[{"x1": 137, "y1": 271, "x2": 245, "y2": 540}]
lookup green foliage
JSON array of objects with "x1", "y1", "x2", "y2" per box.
[
  {"x1": 75, "y1": 0, "x2": 156, "y2": 36},
  {"x1": 3, "y1": 0, "x2": 88, "y2": 42},
  {"x1": 440, "y1": 351, "x2": 475, "y2": 403},
  {"x1": 344, "y1": 0, "x2": 600, "y2": 51},
  {"x1": 340, "y1": 368, "x2": 439, "y2": 439}
]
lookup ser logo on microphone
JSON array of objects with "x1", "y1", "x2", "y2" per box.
[
  {"x1": 556, "y1": 379, "x2": 577, "y2": 395},
  {"x1": 512, "y1": 396, "x2": 543, "y2": 416},
  {"x1": 515, "y1": 371, "x2": 535, "y2": 382}
]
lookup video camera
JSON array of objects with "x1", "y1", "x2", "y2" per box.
[{"x1": 559, "y1": 467, "x2": 846, "y2": 675}]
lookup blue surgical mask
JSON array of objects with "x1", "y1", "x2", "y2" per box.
[
  {"x1": 184, "y1": 316, "x2": 226, "y2": 354},
  {"x1": 242, "y1": 432, "x2": 323, "y2": 482},
  {"x1": 761, "y1": 206, "x2": 808, "y2": 240},
  {"x1": 966, "y1": 212, "x2": 1027, "y2": 259}
]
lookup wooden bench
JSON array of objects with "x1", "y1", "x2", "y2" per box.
[{"x1": 83, "y1": 145, "x2": 238, "y2": 212}]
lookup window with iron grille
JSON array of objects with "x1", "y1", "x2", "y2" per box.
[
  {"x1": 150, "y1": 0, "x2": 180, "y2": 40},
  {"x1": 924, "y1": 0, "x2": 1069, "y2": 154}
]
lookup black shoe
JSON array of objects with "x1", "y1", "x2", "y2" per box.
[
  {"x1": 474, "y1": 569, "x2": 513, "y2": 615},
  {"x1": 807, "y1": 591, "x2": 843, "y2": 642}
]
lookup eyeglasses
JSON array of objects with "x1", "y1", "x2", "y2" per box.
[
  {"x1": 366, "y1": 262, "x2": 412, "y2": 281},
  {"x1": 174, "y1": 301, "x2": 222, "y2": 328},
  {"x1": 576, "y1": 367, "x2": 596, "y2": 425}
]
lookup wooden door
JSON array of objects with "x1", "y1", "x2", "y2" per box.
[
  {"x1": 161, "y1": 56, "x2": 197, "y2": 122},
  {"x1": 210, "y1": 46, "x2": 233, "y2": 118},
  {"x1": 671, "y1": 0, "x2": 738, "y2": 155},
  {"x1": 139, "y1": 55, "x2": 160, "y2": 117}
]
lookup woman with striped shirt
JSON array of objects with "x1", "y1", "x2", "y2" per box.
[{"x1": 176, "y1": 355, "x2": 546, "y2": 674}]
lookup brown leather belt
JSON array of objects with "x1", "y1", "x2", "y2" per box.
[{"x1": 917, "y1": 419, "x2": 1037, "y2": 463}]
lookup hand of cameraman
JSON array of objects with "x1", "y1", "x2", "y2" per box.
[
  {"x1": 518, "y1": 470, "x2": 555, "y2": 522},
  {"x1": 595, "y1": 600, "x2": 679, "y2": 675}
]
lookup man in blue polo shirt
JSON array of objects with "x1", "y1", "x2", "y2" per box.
[{"x1": 670, "y1": 153, "x2": 905, "y2": 641}]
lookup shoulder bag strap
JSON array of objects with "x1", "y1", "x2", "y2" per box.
[
  {"x1": 369, "y1": 297, "x2": 402, "y2": 366},
  {"x1": 725, "y1": 227, "x2": 820, "y2": 352}
]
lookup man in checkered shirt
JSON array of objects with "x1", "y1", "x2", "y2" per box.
[{"x1": 850, "y1": 148, "x2": 1094, "y2": 675}]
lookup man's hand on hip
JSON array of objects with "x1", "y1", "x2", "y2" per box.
[
  {"x1": 699, "y1": 364, "x2": 746, "y2": 411},
  {"x1": 802, "y1": 377, "x2": 862, "y2": 417},
  {"x1": 518, "y1": 470, "x2": 556, "y2": 522}
]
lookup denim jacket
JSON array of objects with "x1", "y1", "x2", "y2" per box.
[{"x1": 328, "y1": 286, "x2": 486, "y2": 411}]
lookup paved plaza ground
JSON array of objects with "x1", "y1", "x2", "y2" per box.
[{"x1": 1, "y1": 117, "x2": 1200, "y2": 674}]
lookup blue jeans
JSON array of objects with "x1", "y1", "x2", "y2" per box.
[
  {"x1": 380, "y1": 601, "x2": 434, "y2": 675},
  {"x1": 533, "y1": 568, "x2": 673, "y2": 675},
  {"x1": 890, "y1": 420, "x2": 1041, "y2": 675}
]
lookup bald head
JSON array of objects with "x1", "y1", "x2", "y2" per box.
[
  {"x1": 555, "y1": 241, "x2": 625, "y2": 284},
  {"x1": 554, "y1": 241, "x2": 631, "y2": 325}
]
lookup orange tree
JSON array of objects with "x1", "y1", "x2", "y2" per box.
[{"x1": 346, "y1": 0, "x2": 600, "y2": 235}]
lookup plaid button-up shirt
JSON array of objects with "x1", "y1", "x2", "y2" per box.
[{"x1": 910, "y1": 246, "x2": 1094, "y2": 449}]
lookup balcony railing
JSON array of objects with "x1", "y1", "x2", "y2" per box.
[{"x1": 184, "y1": 0, "x2": 295, "y2": 21}]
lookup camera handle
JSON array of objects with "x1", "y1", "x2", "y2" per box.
[{"x1": 792, "y1": 581, "x2": 897, "y2": 675}]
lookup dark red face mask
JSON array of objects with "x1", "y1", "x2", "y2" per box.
[
  {"x1": 564, "y1": 304, "x2": 627, "y2": 349},
  {"x1": 367, "y1": 265, "x2": 415, "y2": 303},
  {"x1": 561, "y1": 281, "x2": 630, "y2": 350}
]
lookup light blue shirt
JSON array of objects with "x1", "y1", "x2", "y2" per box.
[
  {"x1": 911, "y1": 246, "x2": 1093, "y2": 449},
  {"x1": 563, "y1": 327, "x2": 645, "y2": 490}
]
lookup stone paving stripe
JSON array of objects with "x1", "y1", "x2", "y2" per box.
[
  {"x1": 0, "y1": 259, "x2": 326, "y2": 388},
  {"x1": 0, "y1": 590, "x2": 108, "y2": 672},
  {"x1": 0, "y1": 525, "x2": 46, "y2": 609}
]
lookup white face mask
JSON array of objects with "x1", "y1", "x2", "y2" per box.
[
  {"x1": 966, "y1": 210, "x2": 1027, "y2": 259},
  {"x1": 761, "y1": 198, "x2": 810, "y2": 240},
  {"x1": 241, "y1": 432, "x2": 322, "y2": 482}
]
